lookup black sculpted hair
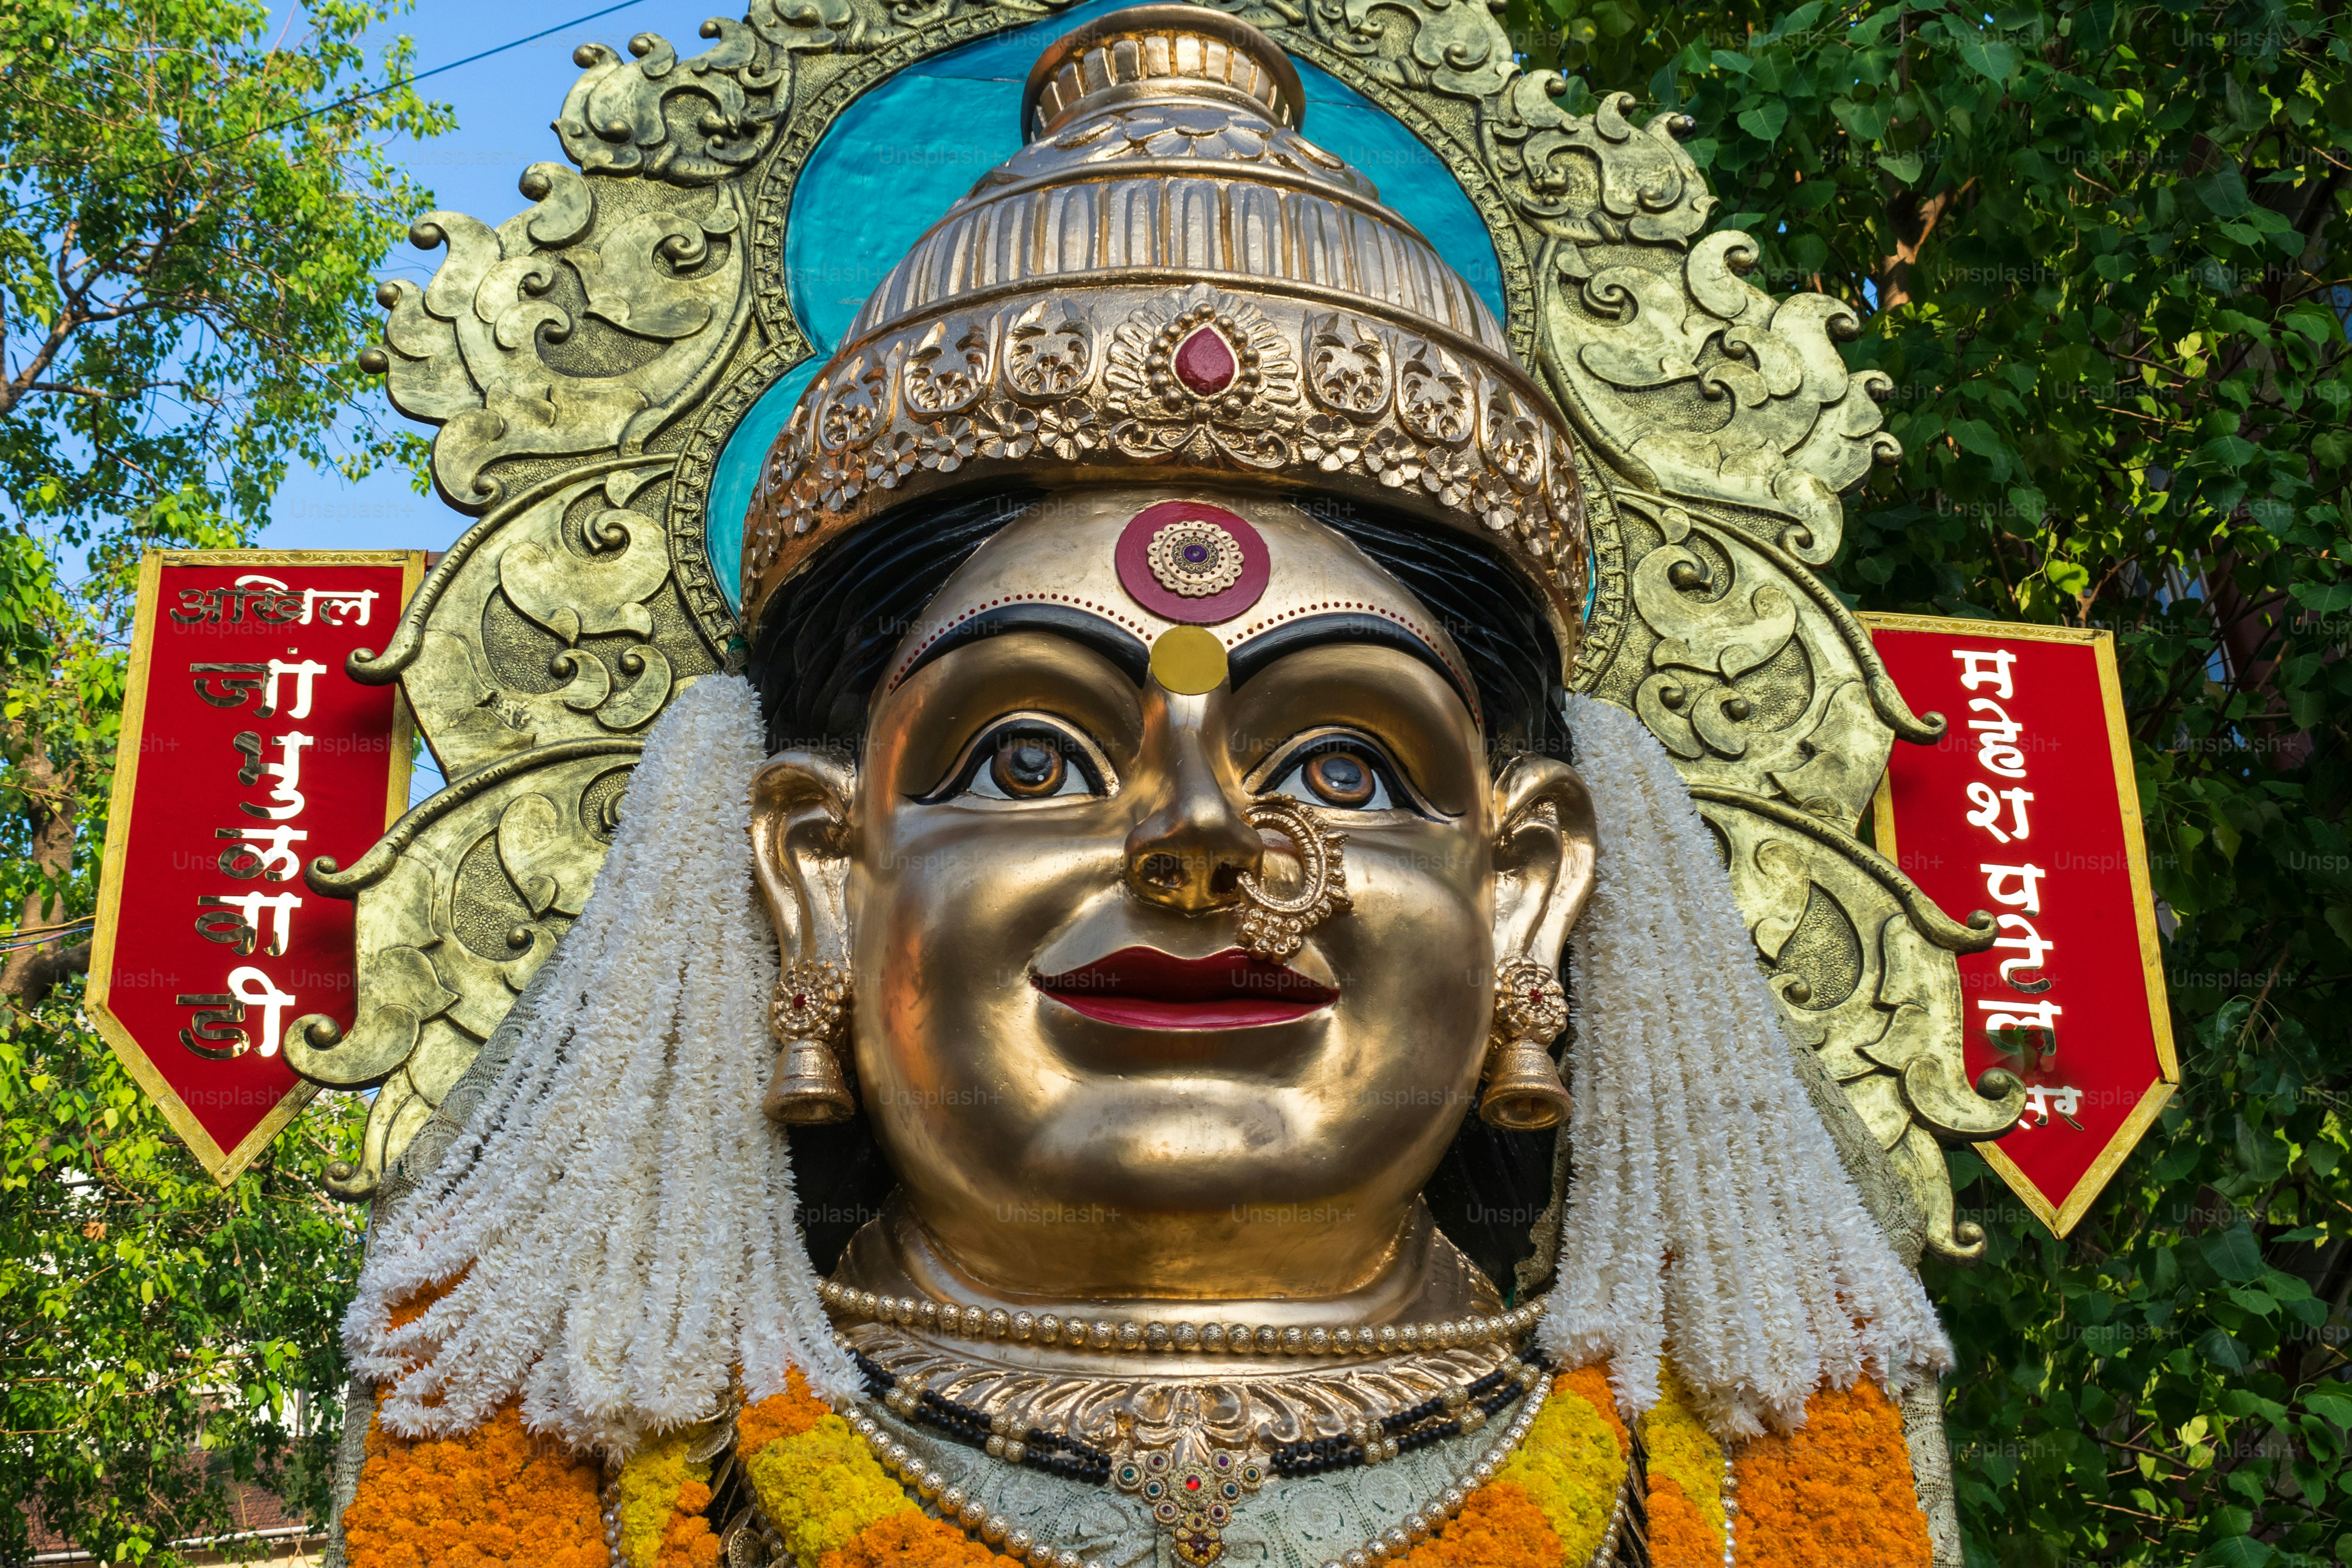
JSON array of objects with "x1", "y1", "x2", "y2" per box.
[
  {"x1": 749, "y1": 489, "x2": 1569, "y2": 1294},
  {"x1": 750, "y1": 490, "x2": 1046, "y2": 754}
]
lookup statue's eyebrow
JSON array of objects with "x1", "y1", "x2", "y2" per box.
[
  {"x1": 889, "y1": 601, "x2": 1151, "y2": 692},
  {"x1": 1228, "y1": 612, "x2": 1482, "y2": 725}
]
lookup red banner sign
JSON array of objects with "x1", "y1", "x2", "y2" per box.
[
  {"x1": 90, "y1": 551, "x2": 421, "y2": 1183},
  {"x1": 1866, "y1": 615, "x2": 2178, "y2": 1235}
]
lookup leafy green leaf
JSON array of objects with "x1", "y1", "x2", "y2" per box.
[
  {"x1": 1738, "y1": 100, "x2": 1790, "y2": 142},
  {"x1": 1878, "y1": 150, "x2": 1925, "y2": 183},
  {"x1": 1954, "y1": 35, "x2": 2021, "y2": 82}
]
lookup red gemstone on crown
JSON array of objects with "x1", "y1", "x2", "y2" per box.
[
  {"x1": 1173, "y1": 327, "x2": 1237, "y2": 395},
  {"x1": 1185, "y1": 1475, "x2": 1203, "y2": 1490}
]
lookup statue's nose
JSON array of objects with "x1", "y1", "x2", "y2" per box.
[{"x1": 1124, "y1": 690, "x2": 1261, "y2": 914}]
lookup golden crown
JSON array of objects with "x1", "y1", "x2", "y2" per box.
[{"x1": 739, "y1": 3, "x2": 1588, "y2": 649}]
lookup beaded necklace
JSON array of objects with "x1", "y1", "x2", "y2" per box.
[{"x1": 832, "y1": 1319, "x2": 1559, "y2": 1568}]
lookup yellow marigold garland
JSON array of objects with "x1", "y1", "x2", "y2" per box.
[
  {"x1": 615, "y1": 1429, "x2": 722, "y2": 1568},
  {"x1": 742, "y1": 1407, "x2": 921, "y2": 1566},
  {"x1": 1730, "y1": 1378, "x2": 1930, "y2": 1568},
  {"x1": 1397, "y1": 1365, "x2": 1627, "y2": 1568},
  {"x1": 341, "y1": 1396, "x2": 606, "y2": 1568},
  {"x1": 1490, "y1": 1366, "x2": 1629, "y2": 1564},
  {"x1": 1640, "y1": 1367, "x2": 1728, "y2": 1568}
]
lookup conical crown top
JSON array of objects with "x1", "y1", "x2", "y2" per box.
[{"x1": 741, "y1": 5, "x2": 1586, "y2": 653}]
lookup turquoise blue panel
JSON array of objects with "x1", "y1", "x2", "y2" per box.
[
  {"x1": 705, "y1": 358, "x2": 820, "y2": 618},
  {"x1": 709, "y1": 0, "x2": 1505, "y2": 615}
]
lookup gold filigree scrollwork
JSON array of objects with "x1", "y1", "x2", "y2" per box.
[
  {"x1": 558, "y1": 22, "x2": 792, "y2": 185},
  {"x1": 1595, "y1": 493, "x2": 1942, "y2": 808},
  {"x1": 845, "y1": 1321, "x2": 1520, "y2": 1484},
  {"x1": 1002, "y1": 296, "x2": 1095, "y2": 399},
  {"x1": 372, "y1": 167, "x2": 751, "y2": 511},
  {"x1": 1294, "y1": 0, "x2": 1517, "y2": 101},
  {"x1": 1104, "y1": 287, "x2": 1303, "y2": 467},
  {"x1": 355, "y1": 462, "x2": 714, "y2": 781},
  {"x1": 1480, "y1": 85, "x2": 1714, "y2": 246},
  {"x1": 1303, "y1": 312, "x2": 1392, "y2": 417},
  {"x1": 1539, "y1": 227, "x2": 1898, "y2": 567},
  {"x1": 900, "y1": 318, "x2": 994, "y2": 417},
  {"x1": 746, "y1": 293, "x2": 1589, "y2": 614}
]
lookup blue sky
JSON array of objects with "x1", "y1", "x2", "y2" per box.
[{"x1": 259, "y1": 0, "x2": 683, "y2": 554}]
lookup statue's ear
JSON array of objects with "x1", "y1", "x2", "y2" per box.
[
  {"x1": 749, "y1": 750, "x2": 858, "y2": 975},
  {"x1": 1488, "y1": 754, "x2": 1599, "y2": 978}
]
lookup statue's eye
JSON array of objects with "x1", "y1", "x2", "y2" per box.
[
  {"x1": 926, "y1": 716, "x2": 1113, "y2": 803},
  {"x1": 1302, "y1": 750, "x2": 1375, "y2": 807},
  {"x1": 1264, "y1": 737, "x2": 1402, "y2": 812},
  {"x1": 992, "y1": 737, "x2": 1067, "y2": 798}
]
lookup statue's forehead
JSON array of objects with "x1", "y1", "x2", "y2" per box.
[{"x1": 879, "y1": 490, "x2": 1480, "y2": 722}]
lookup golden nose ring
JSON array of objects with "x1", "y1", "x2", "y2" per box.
[{"x1": 1233, "y1": 798, "x2": 1353, "y2": 960}]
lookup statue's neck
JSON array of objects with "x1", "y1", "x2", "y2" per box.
[{"x1": 830, "y1": 1193, "x2": 1501, "y2": 1330}]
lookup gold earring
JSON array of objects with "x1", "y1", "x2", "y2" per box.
[
  {"x1": 764, "y1": 959, "x2": 857, "y2": 1125},
  {"x1": 1234, "y1": 798, "x2": 1352, "y2": 960},
  {"x1": 1480, "y1": 958, "x2": 1572, "y2": 1131}
]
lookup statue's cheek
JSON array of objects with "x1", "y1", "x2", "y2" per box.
[
  {"x1": 1315, "y1": 825, "x2": 1496, "y2": 1074},
  {"x1": 850, "y1": 808, "x2": 1124, "y2": 1088}
]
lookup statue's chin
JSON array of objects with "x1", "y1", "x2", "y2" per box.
[{"x1": 861, "y1": 1066, "x2": 1477, "y2": 1301}]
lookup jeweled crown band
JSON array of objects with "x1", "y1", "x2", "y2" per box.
[{"x1": 740, "y1": 283, "x2": 1589, "y2": 643}]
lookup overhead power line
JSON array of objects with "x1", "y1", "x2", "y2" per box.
[{"x1": 13, "y1": 0, "x2": 663, "y2": 181}]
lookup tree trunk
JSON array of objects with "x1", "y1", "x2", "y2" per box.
[{"x1": 2, "y1": 727, "x2": 84, "y2": 1005}]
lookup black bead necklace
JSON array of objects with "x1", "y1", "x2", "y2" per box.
[
  {"x1": 849, "y1": 1345, "x2": 1115, "y2": 1484},
  {"x1": 1268, "y1": 1343, "x2": 1553, "y2": 1478}
]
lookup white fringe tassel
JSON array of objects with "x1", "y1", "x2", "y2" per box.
[
  {"x1": 1539, "y1": 693, "x2": 1951, "y2": 1436},
  {"x1": 342, "y1": 673, "x2": 857, "y2": 1455}
]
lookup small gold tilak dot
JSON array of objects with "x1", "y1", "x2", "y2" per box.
[{"x1": 1149, "y1": 625, "x2": 1227, "y2": 695}]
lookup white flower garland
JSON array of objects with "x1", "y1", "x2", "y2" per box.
[
  {"x1": 343, "y1": 673, "x2": 855, "y2": 1455},
  {"x1": 1540, "y1": 693, "x2": 1952, "y2": 1436},
  {"x1": 345, "y1": 676, "x2": 1945, "y2": 1455}
]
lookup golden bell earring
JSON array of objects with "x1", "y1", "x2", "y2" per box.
[
  {"x1": 763, "y1": 959, "x2": 857, "y2": 1125},
  {"x1": 1233, "y1": 798, "x2": 1352, "y2": 960},
  {"x1": 1480, "y1": 958, "x2": 1573, "y2": 1131}
]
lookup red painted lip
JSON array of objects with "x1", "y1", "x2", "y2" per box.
[{"x1": 1033, "y1": 947, "x2": 1338, "y2": 1030}]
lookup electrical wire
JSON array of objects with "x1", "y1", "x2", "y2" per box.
[
  {"x1": 0, "y1": 920, "x2": 93, "y2": 956},
  {"x1": 11, "y1": 0, "x2": 666, "y2": 181}
]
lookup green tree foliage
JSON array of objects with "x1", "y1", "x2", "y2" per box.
[
  {"x1": 0, "y1": 1, "x2": 445, "y2": 1559},
  {"x1": 1498, "y1": 0, "x2": 2352, "y2": 1558}
]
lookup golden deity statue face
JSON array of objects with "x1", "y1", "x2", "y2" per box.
[{"x1": 750, "y1": 485, "x2": 1596, "y2": 1308}]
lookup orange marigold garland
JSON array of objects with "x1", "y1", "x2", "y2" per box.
[
  {"x1": 1640, "y1": 1368, "x2": 1728, "y2": 1568},
  {"x1": 336, "y1": 1348, "x2": 1924, "y2": 1568},
  {"x1": 737, "y1": 1369, "x2": 832, "y2": 1458},
  {"x1": 815, "y1": 1510, "x2": 1003, "y2": 1566},
  {"x1": 649, "y1": 1479, "x2": 723, "y2": 1568},
  {"x1": 1394, "y1": 1481, "x2": 1568, "y2": 1568},
  {"x1": 741, "y1": 1404, "x2": 920, "y2": 1564},
  {"x1": 1393, "y1": 1364, "x2": 1633, "y2": 1568},
  {"x1": 1729, "y1": 1378, "x2": 1930, "y2": 1568},
  {"x1": 341, "y1": 1395, "x2": 605, "y2": 1568}
]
